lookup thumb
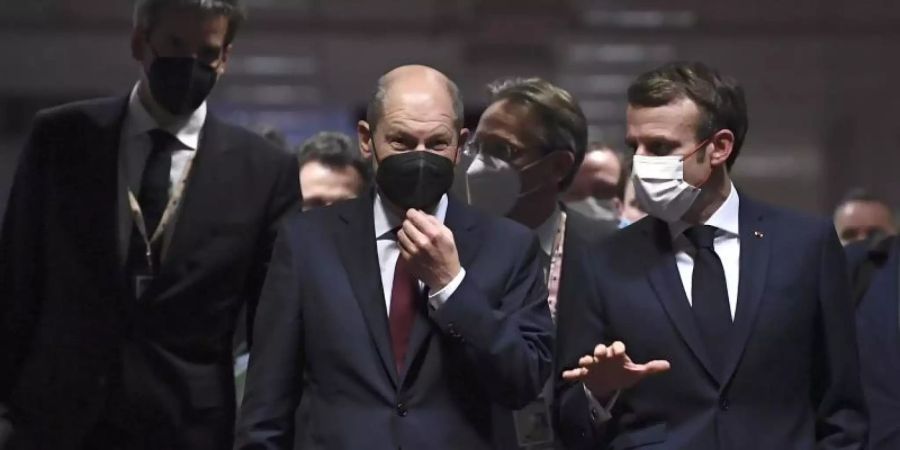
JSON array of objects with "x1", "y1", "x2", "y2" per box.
[{"x1": 638, "y1": 360, "x2": 671, "y2": 376}]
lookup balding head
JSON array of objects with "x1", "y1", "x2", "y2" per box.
[
  {"x1": 365, "y1": 65, "x2": 464, "y2": 132},
  {"x1": 358, "y1": 65, "x2": 469, "y2": 168},
  {"x1": 564, "y1": 145, "x2": 625, "y2": 201}
]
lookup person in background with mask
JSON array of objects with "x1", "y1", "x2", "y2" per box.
[
  {"x1": 619, "y1": 168, "x2": 647, "y2": 227},
  {"x1": 235, "y1": 65, "x2": 553, "y2": 450},
  {"x1": 562, "y1": 143, "x2": 626, "y2": 227},
  {"x1": 553, "y1": 61, "x2": 867, "y2": 450},
  {"x1": 0, "y1": 1, "x2": 300, "y2": 448},
  {"x1": 456, "y1": 76, "x2": 616, "y2": 449},
  {"x1": 833, "y1": 188, "x2": 897, "y2": 246}
]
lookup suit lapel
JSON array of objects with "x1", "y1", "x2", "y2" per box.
[
  {"x1": 159, "y1": 115, "x2": 229, "y2": 271},
  {"x1": 401, "y1": 197, "x2": 480, "y2": 386},
  {"x1": 643, "y1": 218, "x2": 720, "y2": 384},
  {"x1": 721, "y1": 196, "x2": 771, "y2": 388},
  {"x1": 335, "y1": 194, "x2": 399, "y2": 388}
]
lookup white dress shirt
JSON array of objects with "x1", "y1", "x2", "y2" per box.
[
  {"x1": 373, "y1": 193, "x2": 466, "y2": 313},
  {"x1": 587, "y1": 183, "x2": 741, "y2": 422},
  {"x1": 117, "y1": 82, "x2": 207, "y2": 260}
]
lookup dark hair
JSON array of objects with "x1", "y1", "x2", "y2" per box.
[
  {"x1": 296, "y1": 132, "x2": 370, "y2": 187},
  {"x1": 365, "y1": 73, "x2": 464, "y2": 132},
  {"x1": 488, "y1": 77, "x2": 587, "y2": 191},
  {"x1": 835, "y1": 188, "x2": 892, "y2": 213},
  {"x1": 133, "y1": 0, "x2": 246, "y2": 46},
  {"x1": 627, "y1": 61, "x2": 748, "y2": 169}
]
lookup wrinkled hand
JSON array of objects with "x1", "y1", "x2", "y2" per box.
[
  {"x1": 397, "y1": 209, "x2": 461, "y2": 291},
  {"x1": 561, "y1": 341, "x2": 670, "y2": 400}
]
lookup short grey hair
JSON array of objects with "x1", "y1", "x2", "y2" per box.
[
  {"x1": 365, "y1": 74, "x2": 464, "y2": 132},
  {"x1": 133, "y1": 0, "x2": 247, "y2": 45}
]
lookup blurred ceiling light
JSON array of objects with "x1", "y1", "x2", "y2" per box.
[
  {"x1": 229, "y1": 56, "x2": 318, "y2": 76},
  {"x1": 579, "y1": 100, "x2": 621, "y2": 120},
  {"x1": 567, "y1": 44, "x2": 677, "y2": 63},
  {"x1": 584, "y1": 10, "x2": 697, "y2": 28},
  {"x1": 560, "y1": 74, "x2": 632, "y2": 95},
  {"x1": 224, "y1": 85, "x2": 321, "y2": 106}
]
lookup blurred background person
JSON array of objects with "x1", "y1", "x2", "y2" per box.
[
  {"x1": 845, "y1": 220, "x2": 900, "y2": 450},
  {"x1": 457, "y1": 76, "x2": 615, "y2": 449},
  {"x1": 619, "y1": 170, "x2": 647, "y2": 226},
  {"x1": 0, "y1": 1, "x2": 299, "y2": 448},
  {"x1": 562, "y1": 143, "x2": 625, "y2": 225},
  {"x1": 834, "y1": 187, "x2": 897, "y2": 246},
  {"x1": 296, "y1": 131, "x2": 370, "y2": 210}
]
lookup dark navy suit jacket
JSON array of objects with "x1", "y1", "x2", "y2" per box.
[
  {"x1": 235, "y1": 194, "x2": 554, "y2": 450},
  {"x1": 847, "y1": 238, "x2": 900, "y2": 449},
  {"x1": 554, "y1": 195, "x2": 867, "y2": 450}
]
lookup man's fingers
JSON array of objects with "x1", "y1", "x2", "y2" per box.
[
  {"x1": 638, "y1": 360, "x2": 671, "y2": 376},
  {"x1": 401, "y1": 219, "x2": 430, "y2": 250},
  {"x1": 610, "y1": 341, "x2": 626, "y2": 357},
  {"x1": 561, "y1": 367, "x2": 589, "y2": 381},
  {"x1": 593, "y1": 344, "x2": 608, "y2": 358},
  {"x1": 397, "y1": 229, "x2": 416, "y2": 255},
  {"x1": 406, "y1": 209, "x2": 434, "y2": 231},
  {"x1": 578, "y1": 355, "x2": 597, "y2": 366}
]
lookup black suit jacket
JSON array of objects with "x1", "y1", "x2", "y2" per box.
[
  {"x1": 846, "y1": 238, "x2": 900, "y2": 449},
  {"x1": 234, "y1": 194, "x2": 554, "y2": 450},
  {"x1": 0, "y1": 97, "x2": 299, "y2": 449},
  {"x1": 554, "y1": 195, "x2": 868, "y2": 450}
]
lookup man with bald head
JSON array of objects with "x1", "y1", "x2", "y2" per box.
[{"x1": 235, "y1": 65, "x2": 554, "y2": 450}]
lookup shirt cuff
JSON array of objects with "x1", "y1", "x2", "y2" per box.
[
  {"x1": 583, "y1": 384, "x2": 619, "y2": 423},
  {"x1": 427, "y1": 268, "x2": 466, "y2": 310}
]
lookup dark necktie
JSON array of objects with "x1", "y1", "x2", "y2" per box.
[
  {"x1": 127, "y1": 129, "x2": 175, "y2": 276},
  {"x1": 684, "y1": 225, "x2": 732, "y2": 375},
  {"x1": 389, "y1": 254, "x2": 420, "y2": 376}
]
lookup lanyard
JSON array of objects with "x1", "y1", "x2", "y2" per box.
[
  {"x1": 546, "y1": 211, "x2": 567, "y2": 322},
  {"x1": 127, "y1": 154, "x2": 195, "y2": 273}
]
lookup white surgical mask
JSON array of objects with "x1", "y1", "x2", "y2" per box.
[
  {"x1": 455, "y1": 151, "x2": 547, "y2": 216},
  {"x1": 631, "y1": 139, "x2": 712, "y2": 223}
]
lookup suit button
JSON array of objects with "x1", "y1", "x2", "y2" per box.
[
  {"x1": 397, "y1": 402, "x2": 408, "y2": 417},
  {"x1": 719, "y1": 398, "x2": 729, "y2": 411}
]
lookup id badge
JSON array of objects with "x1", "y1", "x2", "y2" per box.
[
  {"x1": 513, "y1": 399, "x2": 554, "y2": 447},
  {"x1": 134, "y1": 275, "x2": 155, "y2": 299}
]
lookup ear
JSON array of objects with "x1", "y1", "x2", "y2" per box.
[
  {"x1": 357, "y1": 120, "x2": 374, "y2": 160},
  {"x1": 551, "y1": 151, "x2": 576, "y2": 187},
  {"x1": 453, "y1": 128, "x2": 471, "y2": 166},
  {"x1": 708, "y1": 129, "x2": 735, "y2": 168},
  {"x1": 217, "y1": 43, "x2": 233, "y2": 75},
  {"x1": 130, "y1": 27, "x2": 147, "y2": 62}
]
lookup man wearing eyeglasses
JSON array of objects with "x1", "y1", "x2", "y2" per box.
[
  {"x1": 0, "y1": 1, "x2": 299, "y2": 448},
  {"x1": 453, "y1": 77, "x2": 617, "y2": 449},
  {"x1": 553, "y1": 61, "x2": 867, "y2": 450}
]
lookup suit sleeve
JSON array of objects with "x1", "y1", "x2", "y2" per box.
[
  {"x1": 813, "y1": 222, "x2": 869, "y2": 449},
  {"x1": 0, "y1": 113, "x2": 51, "y2": 441},
  {"x1": 242, "y1": 148, "x2": 300, "y2": 349},
  {"x1": 553, "y1": 244, "x2": 614, "y2": 449},
  {"x1": 429, "y1": 234, "x2": 554, "y2": 409},
  {"x1": 234, "y1": 221, "x2": 305, "y2": 450}
]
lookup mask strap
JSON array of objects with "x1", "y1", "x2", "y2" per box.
[{"x1": 682, "y1": 135, "x2": 716, "y2": 188}]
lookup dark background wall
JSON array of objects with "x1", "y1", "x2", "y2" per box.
[{"x1": 2, "y1": 0, "x2": 899, "y2": 221}]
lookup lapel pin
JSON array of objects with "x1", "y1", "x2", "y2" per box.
[{"x1": 753, "y1": 231, "x2": 765, "y2": 239}]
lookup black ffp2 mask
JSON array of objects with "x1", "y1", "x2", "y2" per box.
[
  {"x1": 376, "y1": 150, "x2": 456, "y2": 210},
  {"x1": 146, "y1": 56, "x2": 218, "y2": 116}
]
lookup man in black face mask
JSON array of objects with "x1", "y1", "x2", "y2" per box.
[
  {"x1": 236, "y1": 65, "x2": 554, "y2": 450},
  {"x1": 0, "y1": 1, "x2": 299, "y2": 449}
]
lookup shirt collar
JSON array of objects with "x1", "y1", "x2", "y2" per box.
[
  {"x1": 669, "y1": 182, "x2": 740, "y2": 240},
  {"x1": 534, "y1": 204, "x2": 563, "y2": 256},
  {"x1": 373, "y1": 192, "x2": 450, "y2": 240},
  {"x1": 123, "y1": 82, "x2": 206, "y2": 150}
]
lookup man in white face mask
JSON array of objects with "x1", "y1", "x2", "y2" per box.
[
  {"x1": 453, "y1": 77, "x2": 617, "y2": 449},
  {"x1": 554, "y1": 61, "x2": 867, "y2": 450}
]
